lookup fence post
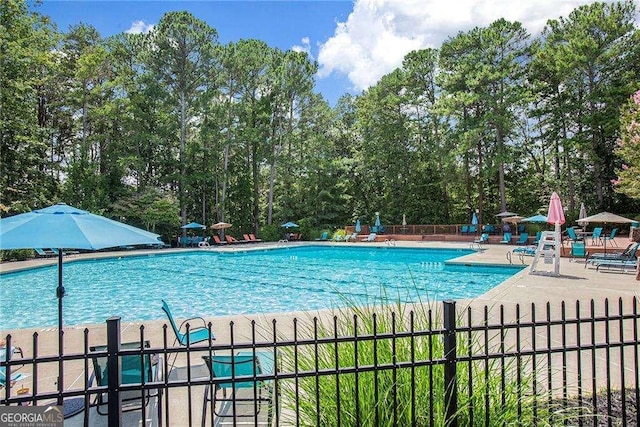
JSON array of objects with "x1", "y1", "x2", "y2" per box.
[
  {"x1": 443, "y1": 300, "x2": 458, "y2": 427},
  {"x1": 107, "y1": 316, "x2": 122, "y2": 427}
]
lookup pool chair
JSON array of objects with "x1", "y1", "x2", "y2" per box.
[
  {"x1": 162, "y1": 300, "x2": 215, "y2": 348},
  {"x1": 513, "y1": 245, "x2": 536, "y2": 256},
  {"x1": 361, "y1": 233, "x2": 377, "y2": 242},
  {"x1": 570, "y1": 241, "x2": 588, "y2": 262},
  {"x1": 202, "y1": 352, "x2": 275, "y2": 427},
  {"x1": 248, "y1": 233, "x2": 262, "y2": 242},
  {"x1": 469, "y1": 225, "x2": 477, "y2": 234},
  {"x1": 499, "y1": 233, "x2": 512, "y2": 244},
  {"x1": 212, "y1": 235, "x2": 227, "y2": 245},
  {"x1": 315, "y1": 231, "x2": 329, "y2": 241},
  {"x1": 34, "y1": 248, "x2": 56, "y2": 258},
  {"x1": 532, "y1": 231, "x2": 542, "y2": 245},
  {"x1": 0, "y1": 345, "x2": 27, "y2": 389},
  {"x1": 591, "y1": 227, "x2": 603, "y2": 246},
  {"x1": 89, "y1": 340, "x2": 162, "y2": 416},
  {"x1": 460, "y1": 225, "x2": 469, "y2": 235},
  {"x1": 594, "y1": 258, "x2": 638, "y2": 272},
  {"x1": 602, "y1": 228, "x2": 618, "y2": 247},
  {"x1": 474, "y1": 233, "x2": 489, "y2": 244},
  {"x1": 514, "y1": 233, "x2": 529, "y2": 245},
  {"x1": 585, "y1": 242, "x2": 639, "y2": 268}
]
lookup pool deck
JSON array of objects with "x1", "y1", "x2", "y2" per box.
[{"x1": 1, "y1": 240, "x2": 638, "y2": 424}]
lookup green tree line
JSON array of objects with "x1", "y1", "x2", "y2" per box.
[{"x1": 2, "y1": 0, "x2": 639, "y2": 241}]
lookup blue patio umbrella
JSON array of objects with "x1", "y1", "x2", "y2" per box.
[
  {"x1": 181, "y1": 222, "x2": 206, "y2": 229},
  {"x1": 281, "y1": 221, "x2": 299, "y2": 228},
  {"x1": 521, "y1": 214, "x2": 548, "y2": 223},
  {"x1": 355, "y1": 219, "x2": 361, "y2": 233},
  {"x1": 374, "y1": 213, "x2": 381, "y2": 228},
  {"x1": 0, "y1": 203, "x2": 162, "y2": 401}
]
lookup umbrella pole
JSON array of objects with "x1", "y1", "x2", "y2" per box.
[{"x1": 56, "y1": 249, "x2": 64, "y2": 405}]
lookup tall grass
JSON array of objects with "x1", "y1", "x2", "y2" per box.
[{"x1": 278, "y1": 290, "x2": 582, "y2": 426}]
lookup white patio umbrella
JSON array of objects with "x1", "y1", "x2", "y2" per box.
[
  {"x1": 576, "y1": 212, "x2": 635, "y2": 254},
  {"x1": 577, "y1": 203, "x2": 588, "y2": 228}
]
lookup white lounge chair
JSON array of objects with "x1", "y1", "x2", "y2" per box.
[{"x1": 361, "y1": 233, "x2": 377, "y2": 242}]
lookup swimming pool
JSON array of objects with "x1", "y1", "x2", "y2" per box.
[{"x1": 0, "y1": 246, "x2": 523, "y2": 329}]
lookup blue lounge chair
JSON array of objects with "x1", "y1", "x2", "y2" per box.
[
  {"x1": 602, "y1": 228, "x2": 618, "y2": 247},
  {"x1": 585, "y1": 242, "x2": 639, "y2": 268},
  {"x1": 500, "y1": 233, "x2": 512, "y2": 244},
  {"x1": 315, "y1": 231, "x2": 329, "y2": 241},
  {"x1": 460, "y1": 225, "x2": 469, "y2": 235},
  {"x1": 514, "y1": 233, "x2": 529, "y2": 245},
  {"x1": 570, "y1": 241, "x2": 588, "y2": 262},
  {"x1": 594, "y1": 258, "x2": 638, "y2": 272},
  {"x1": 469, "y1": 225, "x2": 477, "y2": 234},
  {"x1": 474, "y1": 233, "x2": 489, "y2": 244},
  {"x1": 513, "y1": 245, "x2": 536, "y2": 256},
  {"x1": 90, "y1": 340, "x2": 161, "y2": 415}
]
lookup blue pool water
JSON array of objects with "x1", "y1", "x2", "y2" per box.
[{"x1": 0, "y1": 246, "x2": 523, "y2": 329}]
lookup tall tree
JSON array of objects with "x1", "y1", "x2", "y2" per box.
[{"x1": 147, "y1": 11, "x2": 218, "y2": 227}]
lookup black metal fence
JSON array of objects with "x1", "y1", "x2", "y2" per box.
[{"x1": 2, "y1": 297, "x2": 639, "y2": 426}]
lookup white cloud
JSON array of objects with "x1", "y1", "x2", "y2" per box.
[
  {"x1": 126, "y1": 20, "x2": 155, "y2": 34},
  {"x1": 318, "y1": 0, "x2": 623, "y2": 92},
  {"x1": 292, "y1": 37, "x2": 313, "y2": 58}
]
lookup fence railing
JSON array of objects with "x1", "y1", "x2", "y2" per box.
[{"x1": 2, "y1": 297, "x2": 639, "y2": 426}]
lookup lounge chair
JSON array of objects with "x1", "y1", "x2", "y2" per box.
[
  {"x1": 460, "y1": 225, "x2": 469, "y2": 235},
  {"x1": 585, "y1": 242, "x2": 639, "y2": 268},
  {"x1": 474, "y1": 233, "x2": 489, "y2": 244},
  {"x1": 34, "y1": 248, "x2": 56, "y2": 258},
  {"x1": 315, "y1": 231, "x2": 329, "y2": 241},
  {"x1": 514, "y1": 233, "x2": 529, "y2": 245},
  {"x1": 201, "y1": 352, "x2": 275, "y2": 427},
  {"x1": 570, "y1": 241, "x2": 588, "y2": 262},
  {"x1": 345, "y1": 233, "x2": 358, "y2": 242},
  {"x1": 162, "y1": 300, "x2": 215, "y2": 347},
  {"x1": 499, "y1": 233, "x2": 512, "y2": 244},
  {"x1": 89, "y1": 340, "x2": 161, "y2": 416},
  {"x1": 594, "y1": 258, "x2": 638, "y2": 272},
  {"x1": 469, "y1": 225, "x2": 477, "y2": 234},
  {"x1": 212, "y1": 235, "x2": 227, "y2": 245},
  {"x1": 602, "y1": 228, "x2": 618, "y2": 247},
  {"x1": 513, "y1": 245, "x2": 536, "y2": 256},
  {"x1": 249, "y1": 233, "x2": 262, "y2": 242},
  {"x1": 361, "y1": 233, "x2": 377, "y2": 242},
  {"x1": 225, "y1": 235, "x2": 244, "y2": 244}
]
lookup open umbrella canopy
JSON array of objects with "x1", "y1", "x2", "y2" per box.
[
  {"x1": 522, "y1": 214, "x2": 548, "y2": 223},
  {"x1": 181, "y1": 222, "x2": 206, "y2": 229},
  {"x1": 502, "y1": 215, "x2": 523, "y2": 224},
  {"x1": 0, "y1": 202, "x2": 162, "y2": 401},
  {"x1": 577, "y1": 212, "x2": 635, "y2": 224},
  {"x1": 496, "y1": 211, "x2": 518, "y2": 218},
  {"x1": 0, "y1": 203, "x2": 161, "y2": 250},
  {"x1": 210, "y1": 222, "x2": 232, "y2": 230},
  {"x1": 282, "y1": 221, "x2": 299, "y2": 228}
]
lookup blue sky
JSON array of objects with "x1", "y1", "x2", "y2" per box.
[{"x1": 31, "y1": 0, "x2": 628, "y2": 106}]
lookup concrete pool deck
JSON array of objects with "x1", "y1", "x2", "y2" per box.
[{"x1": 1, "y1": 240, "x2": 638, "y2": 424}]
